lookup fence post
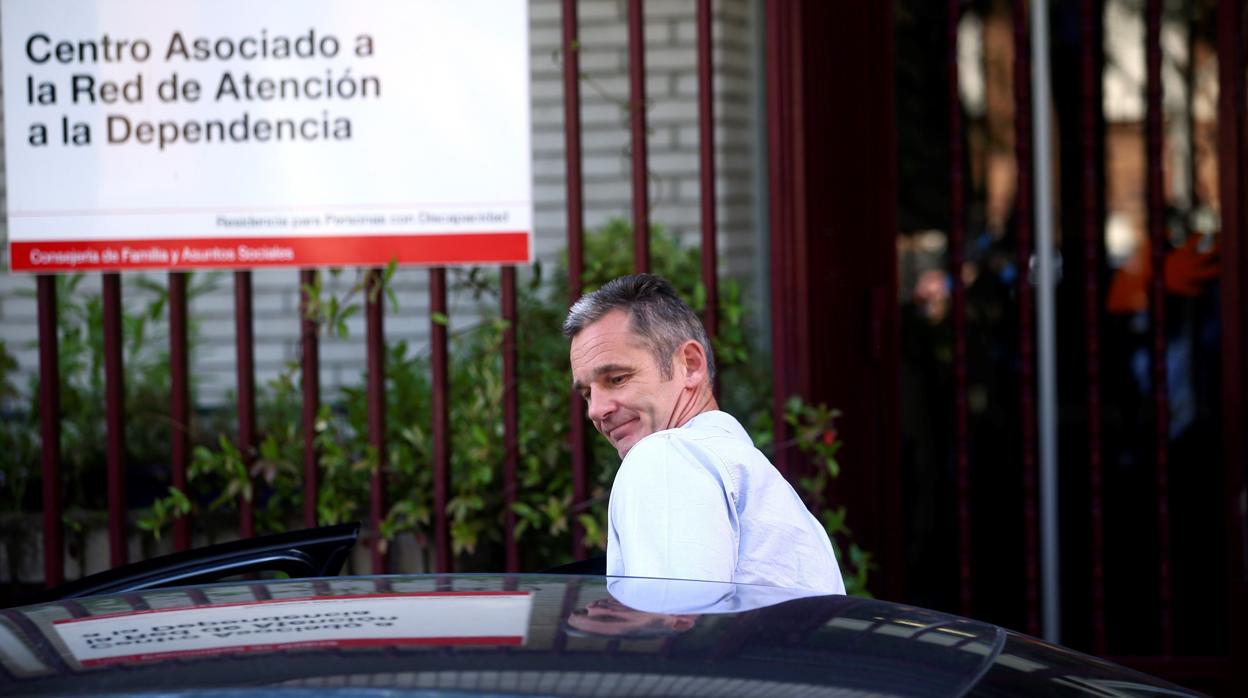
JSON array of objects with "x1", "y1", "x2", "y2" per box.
[
  {"x1": 169, "y1": 272, "x2": 192, "y2": 551},
  {"x1": 102, "y1": 273, "x2": 128, "y2": 567},
  {"x1": 366, "y1": 269, "x2": 387, "y2": 573},
  {"x1": 430, "y1": 268, "x2": 451, "y2": 572},
  {"x1": 234, "y1": 271, "x2": 257, "y2": 539},
  {"x1": 37, "y1": 276, "x2": 63, "y2": 588},
  {"x1": 562, "y1": 0, "x2": 589, "y2": 560}
]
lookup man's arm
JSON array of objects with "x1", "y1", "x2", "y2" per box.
[{"x1": 609, "y1": 435, "x2": 738, "y2": 583}]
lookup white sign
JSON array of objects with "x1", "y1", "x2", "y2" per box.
[
  {"x1": 1, "y1": 0, "x2": 533, "y2": 272},
  {"x1": 53, "y1": 592, "x2": 534, "y2": 666}
]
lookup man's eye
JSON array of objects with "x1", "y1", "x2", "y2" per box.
[{"x1": 610, "y1": 375, "x2": 627, "y2": 385}]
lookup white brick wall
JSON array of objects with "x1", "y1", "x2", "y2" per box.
[{"x1": 0, "y1": 0, "x2": 766, "y2": 407}]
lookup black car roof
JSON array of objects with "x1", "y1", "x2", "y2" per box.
[{"x1": 0, "y1": 574, "x2": 1200, "y2": 697}]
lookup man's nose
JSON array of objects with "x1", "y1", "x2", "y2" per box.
[{"x1": 587, "y1": 391, "x2": 614, "y2": 423}]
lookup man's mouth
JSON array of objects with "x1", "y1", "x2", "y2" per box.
[{"x1": 607, "y1": 418, "x2": 637, "y2": 442}]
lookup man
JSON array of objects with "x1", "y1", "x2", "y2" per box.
[{"x1": 564, "y1": 274, "x2": 844, "y2": 594}]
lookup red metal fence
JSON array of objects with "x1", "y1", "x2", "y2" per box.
[{"x1": 32, "y1": 0, "x2": 725, "y2": 582}]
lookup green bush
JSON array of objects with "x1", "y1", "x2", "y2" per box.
[{"x1": 0, "y1": 273, "x2": 220, "y2": 517}]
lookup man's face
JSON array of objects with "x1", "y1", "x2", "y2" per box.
[{"x1": 570, "y1": 309, "x2": 686, "y2": 458}]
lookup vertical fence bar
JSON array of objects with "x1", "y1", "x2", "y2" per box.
[
  {"x1": 60, "y1": 601, "x2": 88, "y2": 619},
  {"x1": 366, "y1": 269, "x2": 386, "y2": 573},
  {"x1": 697, "y1": 0, "x2": 719, "y2": 344},
  {"x1": 186, "y1": 588, "x2": 210, "y2": 606},
  {"x1": 628, "y1": 0, "x2": 651, "y2": 273},
  {"x1": 563, "y1": 0, "x2": 585, "y2": 298},
  {"x1": 563, "y1": 0, "x2": 589, "y2": 560},
  {"x1": 102, "y1": 273, "x2": 128, "y2": 567},
  {"x1": 1, "y1": 609, "x2": 73, "y2": 671},
  {"x1": 1216, "y1": 0, "x2": 1248, "y2": 679},
  {"x1": 947, "y1": 0, "x2": 973, "y2": 618},
  {"x1": 168, "y1": 272, "x2": 191, "y2": 552},
  {"x1": 37, "y1": 276, "x2": 63, "y2": 588},
  {"x1": 765, "y1": 0, "x2": 806, "y2": 479},
  {"x1": 234, "y1": 271, "x2": 257, "y2": 539},
  {"x1": 551, "y1": 579, "x2": 582, "y2": 654},
  {"x1": 1012, "y1": 0, "x2": 1042, "y2": 637},
  {"x1": 300, "y1": 269, "x2": 320, "y2": 529},
  {"x1": 250, "y1": 583, "x2": 272, "y2": 601},
  {"x1": 501, "y1": 266, "x2": 520, "y2": 572},
  {"x1": 1081, "y1": 0, "x2": 1108, "y2": 655},
  {"x1": 430, "y1": 268, "x2": 451, "y2": 572},
  {"x1": 1144, "y1": 0, "x2": 1173, "y2": 656},
  {"x1": 122, "y1": 594, "x2": 150, "y2": 612}
]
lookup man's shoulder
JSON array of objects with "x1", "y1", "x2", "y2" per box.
[
  {"x1": 617, "y1": 413, "x2": 760, "y2": 475},
  {"x1": 618, "y1": 423, "x2": 727, "y2": 480},
  {"x1": 621, "y1": 414, "x2": 730, "y2": 464},
  {"x1": 681, "y1": 410, "x2": 753, "y2": 442},
  {"x1": 620, "y1": 429, "x2": 689, "y2": 471}
]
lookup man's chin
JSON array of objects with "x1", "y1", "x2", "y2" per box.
[{"x1": 614, "y1": 436, "x2": 640, "y2": 458}]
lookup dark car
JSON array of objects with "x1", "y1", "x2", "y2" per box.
[{"x1": 0, "y1": 525, "x2": 1203, "y2": 697}]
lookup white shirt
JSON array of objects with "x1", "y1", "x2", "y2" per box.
[
  {"x1": 606, "y1": 577, "x2": 828, "y2": 614},
  {"x1": 606, "y1": 410, "x2": 846, "y2": 594}
]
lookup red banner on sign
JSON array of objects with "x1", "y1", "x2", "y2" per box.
[{"x1": 9, "y1": 233, "x2": 530, "y2": 272}]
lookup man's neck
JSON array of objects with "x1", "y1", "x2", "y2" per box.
[{"x1": 666, "y1": 383, "x2": 719, "y2": 430}]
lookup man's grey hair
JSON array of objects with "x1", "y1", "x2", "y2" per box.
[{"x1": 562, "y1": 274, "x2": 715, "y2": 381}]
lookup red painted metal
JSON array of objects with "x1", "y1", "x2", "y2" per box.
[
  {"x1": 501, "y1": 267, "x2": 520, "y2": 572},
  {"x1": 1080, "y1": 0, "x2": 1107, "y2": 655},
  {"x1": 366, "y1": 269, "x2": 387, "y2": 573},
  {"x1": 562, "y1": 0, "x2": 588, "y2": 561},
  {"x1": 568, "y1": 404, "x2": 588, "y2": 561},
  {"x1": 36, "y1": 276, "x2": 63, "y2": 588},
  {"x1": 764, "y1": 0, "x2": 807, "y2": 479},
  {"x1": 102, "y1": 273, "x2": 128, "y2": 568},
  {"x1": 1216, "y1": 0, "x2": 1248, "y2": 683},
  {"x1": 1144, "y1": 0, "x2": 1173, "y2": 656},
  {"x1": 946, "y1": 0, "x2": 973, "y2": 618},
  {"x1": 234, "y1": 271, "x2": 257, "y2": 539},
  {"x1": 300, "y1": 269, "x2": 320, "y2": 529},
  {"x1": 562, "y1": 0, "x2": 584, "y2": 301},
  {"x1": 187, "y1": 588, "x2": 210, "y2": 606},
  {"x1": 628, "y1": 0, "x2": 651, "y2": 273},
  {"x1": 1012, "y1": 0, "x2": 1041, "y2": 637},
  {"x1": 697, "y1": 0, "x2": 719, "y2": 345},
  {"x1": 122, "y1": 594, "x2": 150, "y2": 612},
  {"x1": 551, "y1": 579, "x2": 582, "y2": 654},
  {"x1": 430, "y1": 267, "x2": 452, "y2": 572},
  {"x1": 168, "y1": 272, "x2": 191, "y2": 552}
]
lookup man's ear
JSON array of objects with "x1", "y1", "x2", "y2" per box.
[{"x1": 677, "y1": 340, "x2": 708, "y2": 387}]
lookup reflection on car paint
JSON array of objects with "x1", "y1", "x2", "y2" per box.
[
  {"x1": 0, "y1": 575, "x2": 1204, "y2": 697},
  {"x1": 53, "y1": 592, "x2": 534, "y2": 667}
]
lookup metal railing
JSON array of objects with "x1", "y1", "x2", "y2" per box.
[{"x1": 33, "y1": 0, "x2": 725, "y2": 583}]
